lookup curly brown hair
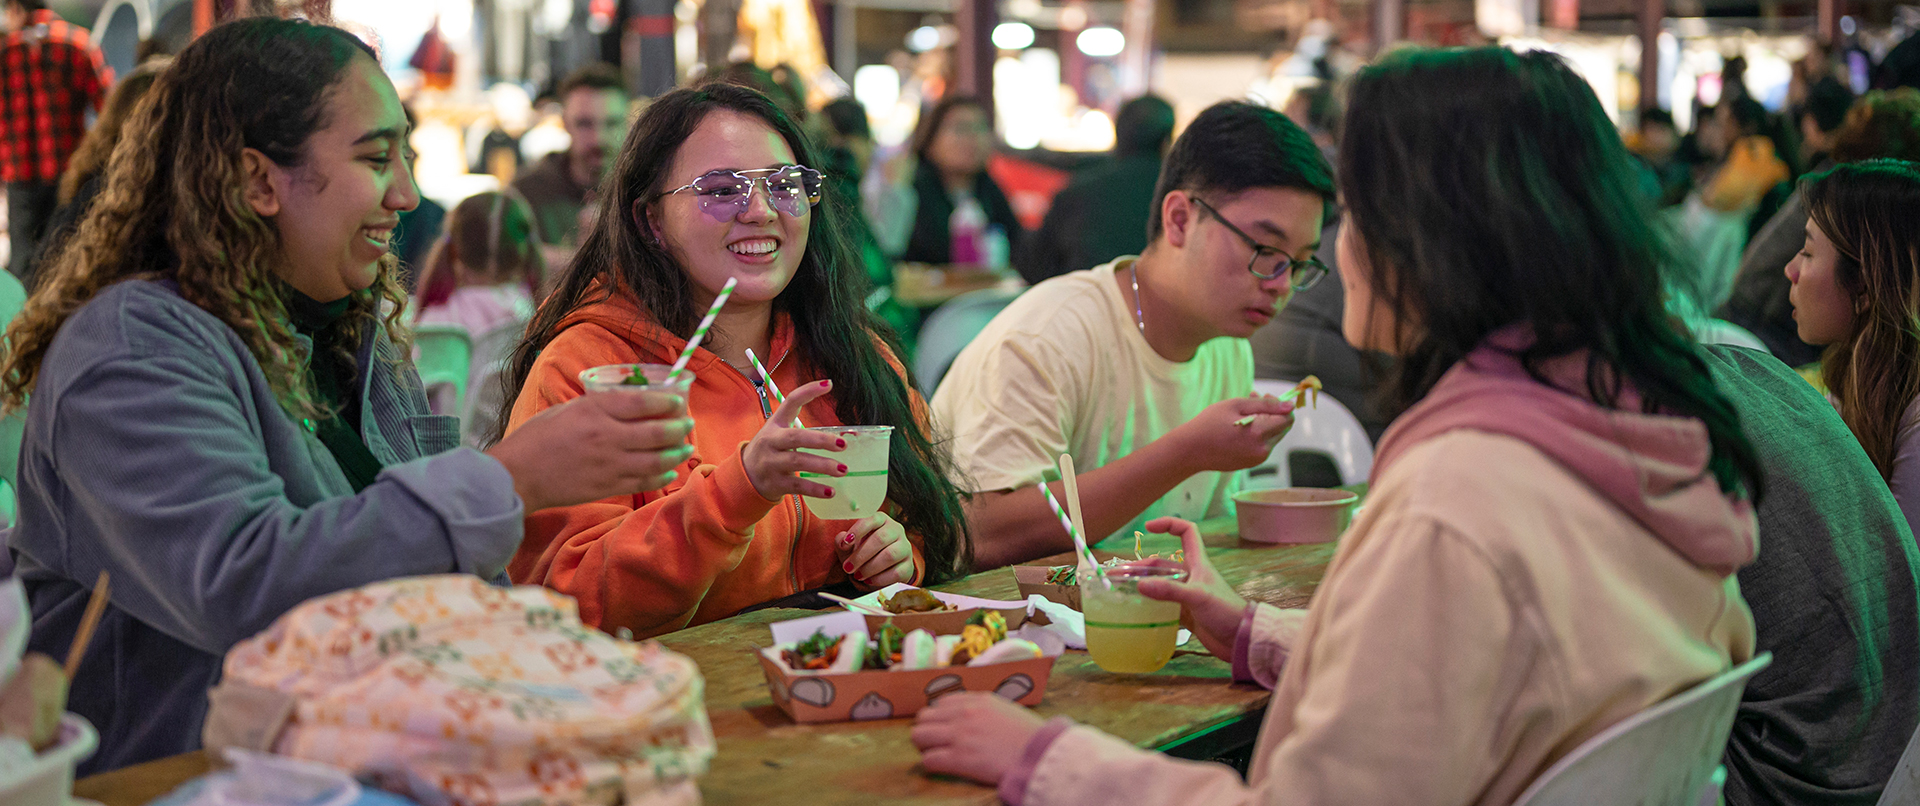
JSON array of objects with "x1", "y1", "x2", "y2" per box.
[
  {"x1": 57, "y1": 58, "x2": 169, "y2": 204},
  {"x1": 0, "y1": 18, "x2": 409, "y2": 422}
]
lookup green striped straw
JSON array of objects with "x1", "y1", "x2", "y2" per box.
[
  {"x1": 663, "y1": 276, "x2": 736, "y2": 385},
  {"x1": 1038, "y1": 481, "x2": 1104, "y2": 583},
  {"x1": 745, "y1": 347, "x2": 804, "y2": 428}
]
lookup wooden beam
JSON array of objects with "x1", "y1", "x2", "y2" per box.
[
  {"x1": 954, "y1": 0, "x2": 995, "y2": 104},
  {"x1": 1637, "y1": 0, "x2": 1660, "y2": 111}
]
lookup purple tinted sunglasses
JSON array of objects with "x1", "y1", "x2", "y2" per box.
[{"x1": 658, "y1": 165, "x2": 824, "y2": 220}]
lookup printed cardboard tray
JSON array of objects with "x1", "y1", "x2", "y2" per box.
[
  {"x1": 1013, "y1": 565, "x2": 1081, "y2": 610},
  {"x1": 844, "y1": 583, "x2": 1032, "y2": 634},
  {"x1": 758, "y1": 611, "x2": 1060, "y2": 724}
]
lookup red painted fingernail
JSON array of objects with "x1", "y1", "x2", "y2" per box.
[
  {"x1": 842, "y1": 533, "x2": 854, "y2": 545},
  {"x1": 843, "y1": 560, "x2": 854, "y2": 573},
  {"x1": 824, "y1": 488, "x2": 835, "y2": 498},
  {"x1": 838, "y1": 463, "x2": 848, "y2": 474},
  {"x1": 836, "y1": 438, "x2": 846, "y2": 448}
]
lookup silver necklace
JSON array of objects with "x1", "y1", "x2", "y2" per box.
[{"x1": 1129, "y1": 265, "x2": 1146, "y2": 336}]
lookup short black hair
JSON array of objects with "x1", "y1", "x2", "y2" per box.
[
  {"x1": 821, "y1": 98, "x2": 871, "y2": 140},
  {"x1": 1640, "y1": 108, "x2": 1675, "y2": 129},
  {"x1": 1804, "y1": 77, "x2": 1855, "y2": 133},
  {"x1": 1146, "y1": 100, "x2": 1335, "y2": 241},
  {"x1": 12, "y1": 0, "x2": 49, "y2": 12},
  {"x1": 557, "y1": 62, "x2": 626, "y2": 99},
  {"x1": 1113, "y1": 94, "x2": 1174, "y2": 157}
]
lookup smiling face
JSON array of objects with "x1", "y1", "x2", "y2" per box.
[
  {"x1": 1158, "y1": 186, "x2": 1324, "y2": 340},
  {"x1": 251, "y1": 56, "x2": 418, "y2": 303},
  {"x1": 645, "y1": 109, "x2": 810, "y2": 307},
  {"x1": 1786, "y1": 218, "x2": 1858, "y2": 345}
]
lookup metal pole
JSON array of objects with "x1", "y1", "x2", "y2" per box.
[
  {"x1": 834, "y1": 0, "x2": 857, "y2": 85},
  {"x1": 1817, "y1": 0, "x2": 1839, "y2": 45},
  {"x1": 629, "y1": 0, "x2": 675, "y2": 95},
  {"x1": 954, "y1": 0, "x2": 995, "y2": 104},
  {"x1": 1371, "y1": 0, "x2": 1403, "y2": 55},
  {"x1": 1638, "y1": 0, "x2": 1660, "y2": 112},
  {"x1": 1119, "y1": 0, "x2": 1154, "y2": 97}
]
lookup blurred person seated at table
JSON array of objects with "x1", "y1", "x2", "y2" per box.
[
  {"x1": 1627, "y1": 108, "x2": 1692, "y2": 208},
  {"x1": 0, "y1": 18, "x2": 693, "y2": 774},
  {"x1": 932, "y1": 100, "x2": 1332, "y2": 569},
  {"x1": 1786, "y1": 160, "x2": 1920, "y2": 536},
  {"x1": 496, "y1": 83, "x2": 972, "y2": 638},
  {"x1": 1017, "y1": 94, "x2": 1175, "y2": 285},
  {"x1": 411, "y1": 190, "x2": 546, "y2": 425},
  {"x1": 913, "y1": 47, "x2": 1761, "y2": 805},
  {"x1": 1700, "y1": 343, "x2": 1920, "y2": 806},
  {"x1": 1674, "y1": 97, "x2": 1794, "y2": 319},
  {"x1": 869, "y1": 95, "x2": 1025, "y2": 267},
  {"x1": 512, "y1": 62, "x2": 628, "y2": 248},
  {"x1": 1722, "y1": 88, "x2": 1919, "y2": 368},
  {"x1": 27, "y1": 58, "x2": 169, "y2": 286}
]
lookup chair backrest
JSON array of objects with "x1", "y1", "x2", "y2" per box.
[
  {"x1": 1244, "y1": 379, "x2": 1374, "y2": 490},
  {"x1": 914, "y1": 287, "x2": 1023, "y2": 396},
  {"x1": 461, "y1": 318, "x2": 530, "y2": 448},
  {"x1": 1876, "y1": 718, "x2": 1920, "y2": 806},
  {"x1": 1511, "y1": 653, "x2": 1773, "y2": 806},
  {"x1": 412, "y1": 325, "x2": 474, "y2": 419}
]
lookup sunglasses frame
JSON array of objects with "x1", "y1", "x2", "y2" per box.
[{"x1": 658, "y1": 165, "x2": 825, "y2": 218}]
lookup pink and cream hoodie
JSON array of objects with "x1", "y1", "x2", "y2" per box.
[{"x1": 1001, "y1": 327, "x2": 1758, "y2": 806}]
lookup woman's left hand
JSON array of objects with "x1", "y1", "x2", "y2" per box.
[
  {"x1": 838, "y1": 512, "x2": 916, "y2": 589},
  {"x1": 912, "y1": 692, "x2": 1045, "y2": 785}
]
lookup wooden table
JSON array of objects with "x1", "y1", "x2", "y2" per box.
[{"x1": 76, "y1": 522, "x2": 1336, "y2": 806}]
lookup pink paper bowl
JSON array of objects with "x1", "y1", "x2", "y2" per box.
[{"x1": 1233, "y1": 488, "x2": 1360, "y2": 544}]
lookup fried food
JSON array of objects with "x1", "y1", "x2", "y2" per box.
[{"x1": 878, "y1": 587, "x2": 955, "y2": 614}]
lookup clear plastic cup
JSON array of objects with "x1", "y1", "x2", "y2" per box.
[
  {"x1": 798, "y1": 425, "x2": 893, "y2": 519},
  {"x1": 579, "y1": 363, "x2": 694, "y2": 397},
  {"x1": 1081, "y1": 565, "x2": 1188, "y2": 674}
]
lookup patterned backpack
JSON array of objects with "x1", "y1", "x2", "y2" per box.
[{"x1": 204, "y1": 575, "x2": 714, "y2": 806}]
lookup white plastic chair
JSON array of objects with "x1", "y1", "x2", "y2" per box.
[
  {"x1": 1876, "y1": 720, "x2": 1920, "y2": 805},
  {"x1": 914, "y1": 286, "x2": 1023, "y2": 396},
  {"x1": 412, "y1": 324, "x2": 474, "y2": 420},
  {"x1": 1511, "y1": 653, "x2": 1773, "y2": 806},
  {"x1": 1244, "y1": 378, "x2": 1374, "y2": 490},
  {"x1": 460, "y1": 318, "x2": 529, "y2": 447}
]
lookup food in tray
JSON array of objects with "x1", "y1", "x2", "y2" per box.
[
  {"x1": 775, "y1": 612, "x2": 1036, "y2": 675},
  {"x1": 878, "y1": 587, "x2": 956, "y2": 614},
  {"x1": 1042, "y1": 533, "x2": 1185, "y2": 586}
]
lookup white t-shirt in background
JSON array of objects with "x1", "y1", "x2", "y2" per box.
[{"x1": 930, "y1": 258, "x2": 1254, "y2": 545}]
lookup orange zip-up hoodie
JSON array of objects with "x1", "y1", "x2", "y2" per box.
[{"x1": 504, "y1": 286, "x2": 927, "y2": 638}]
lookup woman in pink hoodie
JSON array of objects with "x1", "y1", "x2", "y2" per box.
[{"x1": 911, "y1": 47, "x2": 1763, "y2": 806}]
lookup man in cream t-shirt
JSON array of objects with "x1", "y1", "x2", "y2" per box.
[{"x1": 933, "y1": 101, "x2": 1337, "y2": 568}]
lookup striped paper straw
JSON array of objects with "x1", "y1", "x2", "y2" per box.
[
  {"x1": 663, "y1": 276, "x2": 737, "y2": 384},
  {"x1": 1038, "y1": 482, "x2": 1102, "y2": 578},
  {"x1": 744, "y1": 348, "x2": 784, "y2": 403}
]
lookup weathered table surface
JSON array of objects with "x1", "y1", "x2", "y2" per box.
[{"x1": 75, "y1": 520, "x2": 1337, "y2": 806}]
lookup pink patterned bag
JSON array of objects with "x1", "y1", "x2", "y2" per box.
[{"x1": 204, "y1": 576, "x2": 714, "y2": 806}]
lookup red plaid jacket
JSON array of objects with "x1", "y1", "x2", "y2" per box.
[{"x1": 1, "y1": 10, "x2": 112, "y2": 184}]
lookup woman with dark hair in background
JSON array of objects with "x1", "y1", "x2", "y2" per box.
[
  {"x1": 1724, "y1": 88, "x2": 1920, "y2": 366},
  {"x1": 911, "y1": 47, "x2": 1759, "y2": 805},
  {"x1": 26, "y1": 58, "x2": 169, "y2": 286},
  {"x1": 1789, "y1": 159, "x2": 1920, "y2": 531},
  {"x1": 871, "y1": 95, "x2": 1024, "y2": 266},
  {"x1": 0, "y1": 18, "x2": 690, "y2": 773},
  {"x1": 496, "y1": 82, "x2": 972, "y2": 639}
]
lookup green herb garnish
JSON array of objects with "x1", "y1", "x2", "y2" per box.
[{"x1": 620, "y1": 367, "x2": 651, "y2": 386}]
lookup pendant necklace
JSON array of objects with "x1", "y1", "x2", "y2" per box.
[{"x1": 1129, "y1": 265, "x2": 1146, "y2": 336}]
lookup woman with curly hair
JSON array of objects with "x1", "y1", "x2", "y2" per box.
[{"x1": 0, "y1": 17, "x2": 691, "y2": 774}]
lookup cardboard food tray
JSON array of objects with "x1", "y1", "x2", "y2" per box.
[
  {"x1": 759, "y1": 611, "x2": 1059, "y2": 724},
  {"x1": 1014, "y1": 565, "x2": 1080, "y2": 611}
]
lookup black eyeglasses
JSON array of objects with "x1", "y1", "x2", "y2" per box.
[{"x1": 1191, "y1": 197, "x2": 1328, "y2": 291}]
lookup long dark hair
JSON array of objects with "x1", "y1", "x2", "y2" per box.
[
  {"x1": 497, "y1": 83, "x2": 973, "y2": 580},
  {"x1": 1805, "y1": 160, "x2": 1920, "y2": 479},
  {"x1": 2, "y1": 18, "x2": 404, "y2": 422},
  {"x1": 1340, "y1": 47, "x2": 1761, "y2": 498}
]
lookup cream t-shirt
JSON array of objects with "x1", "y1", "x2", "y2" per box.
[{"x1": 930, "y1": 258, "x2": 1254, "y2": 545}]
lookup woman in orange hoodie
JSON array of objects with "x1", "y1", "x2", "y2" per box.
[{"x1": 495, "y1": 83, "x2": 972, "y2": 637}]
